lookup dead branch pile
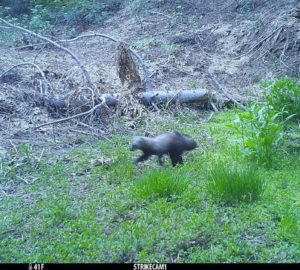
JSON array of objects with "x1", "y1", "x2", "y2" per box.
[{"x1": 235, "y1": 4, "x2": 300, "y2": 72}]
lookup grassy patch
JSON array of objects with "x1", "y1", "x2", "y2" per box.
[
  {"x1": 133, "y1": 168, "x2": 189, "y2": 200},
  {"x1": 207, "y1": 163, "x2": 264, "y2": 204},
  {"x1": 0, "y1": 107, "x2": 299, "y2": 263}
]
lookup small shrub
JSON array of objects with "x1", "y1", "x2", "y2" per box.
[
  {"x1": 27, "y1": 5, "x2": 52, "y2": 33},
  {"x1": 134, "y1": 168, "x2": 188, "y2": 200},
  {"x1": 60, "y1": 0, "x2": 124, "y2": 32},
  {"x1": 207, "y1": 163, "x2": 263, "y2": 204},
  {"x1": 263, "y1": 78, "x2": 300, "y2": 121},
  {"x1": 234, "y1": 103, "x2": 284, "y2": 167}
]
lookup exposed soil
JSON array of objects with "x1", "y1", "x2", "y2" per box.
[{"x1": 0, "y1": 0, "x2": 299, "y2": 154}]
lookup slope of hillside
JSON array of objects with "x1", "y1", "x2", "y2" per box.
[{"x1": 0, "y1": 0, "x2": 299, "y2": 152}]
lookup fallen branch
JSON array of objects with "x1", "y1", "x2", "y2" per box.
[
  {"x1": 0, "y1": 18, "x2": 93, "y2": 88},
  {"x1": 34, "y1": 148, "x2": 45, "y2": 170},
  {"x1": 206, "y1": 112, "x2": 215, "y2": 123},
  {"x1": 149, "y1": 11, "x2": 172, "y2": 19},
  {"x1": 0, "y1": 62, "x2": 53, "y2": 95},
  {"x1": 207, "y1": 71, "x2": 246, "y2": 110},
  {"x1": 30, "y1": 89, "x2": 208, "y2": 130},
  {"x1": 14, "y1": 32, "x2": 153, "y2": 91},
  {"x1": 209, "y1": 101, "x2": 219, "y2": 112},
  {"x1": 16, "y1": 175, "x2": 30, "y2": 185},
  {"x1": 150, "y1": 101, "x2": 160, "y2": 112},
  {"x1": 15, "y1": 33, "x2": 119, "y2": 49},
  {"x1": 34, "y1": 100, "x2": 107, "y2": 130},
  {"x1": 8, "y1": 139, "x2": 18, "y2": 153}
]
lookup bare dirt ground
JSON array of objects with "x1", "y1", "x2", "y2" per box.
[{"x1": 0, "y1": 0, "x2": 299, "y2": 155}]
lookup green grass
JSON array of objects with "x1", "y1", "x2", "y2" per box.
[
  {"x1": 134, "y1": 168, "x2": 189, "y2": 200},
  {"x1": 0, "y1": 111, "x2": 299, "y2": 263},
  {"x1": 263, "y1": 78, "x2": 300, "y2": 121},
  {"x1": 207, "y1": 163, "x2": 264, "y2": 204}
]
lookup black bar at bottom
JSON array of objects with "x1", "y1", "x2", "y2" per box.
[{"x1": 0, "y1": 263, "x2": 296, "y2": 270}]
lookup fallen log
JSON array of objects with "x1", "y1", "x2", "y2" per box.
[
  {"x1": 74, "y1": 89, "x2": 209, "y2": 109},
  {"x1": 16, "y1": 89, "x2": 209, "y2": 126},
  {"x1": 141, "y1": 89, "x2": 208, "y2": 105}
]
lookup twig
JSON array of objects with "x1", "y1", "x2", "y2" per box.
[
  {"x1": 280, "y1": 34, "x2": 289, "y2": 63},
  {"x1": 15, "y1": 33, "x2": 118, "y2": 49},
  {"x1": 150, "y1": 102, "x2": 160, "y2": 112},
  {"x1": 30, "y1": 177, "x2": 39, "y2": 184},
  {"x1": 166, "y1": 91, "x2": 181, "y2": 108},
  {"x1": 149, "y1": 70, "x2": 157, "y2": 78},
  {"x1": 0, "y1": 18, "x2": 93, "y2": 88},
  {"x1": 8, "y1": 139, "x2": 18, "y2": 153},
  {"x1": 149, "y1": 11, "x2": 172, "y2": 19},
  {"x1": 80, "y1": 87, "x2": 95, "y2": 114},
  {"x1": 34, "y1": 148, "x2": 45, "y2": 170},
  {"x1": 207, "y1": 71, "x2": 246, "y2": 110},
  {"x1": 75, "y1": 120, "x2": 96, "y2": 130},
  {"x1": 0, "y1": 62, "x2": 53, "y2": 95},
  {"x1": 209, "y1": 101, "x2": 219, "y2": 112},
  {"x1": 206, "y1": 112, "x2": 215, "y2": 123},
  {"x1": 16, "y1": 175, "x2": 30, "y2": 184},
  {"x1": 34, "y1": 101, "x2": 106, "y2": 130}
]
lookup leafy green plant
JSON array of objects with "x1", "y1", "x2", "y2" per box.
[
  {"x1": 134, "y1": 168, "x2": 188, "y2": 200},
  {"x1": 27, "y1": 5, "x2": 51, "y2": 33},
  {"x1": 207, "y1": 163, "x2": 263, "y2": 204},
  {"x1": 263, "y1": 78, "x2": 300, "y2": 121},
  {"x1": 234, "y1": 103, "x2": 284, "y2": 167}
]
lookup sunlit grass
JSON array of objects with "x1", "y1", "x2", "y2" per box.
[
  {"x1": 134, "y1": 168, "x2": 188, "y2": 200},
  {"x1": 207, "y1": 163, "x2": 264, "y2": 204}
]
